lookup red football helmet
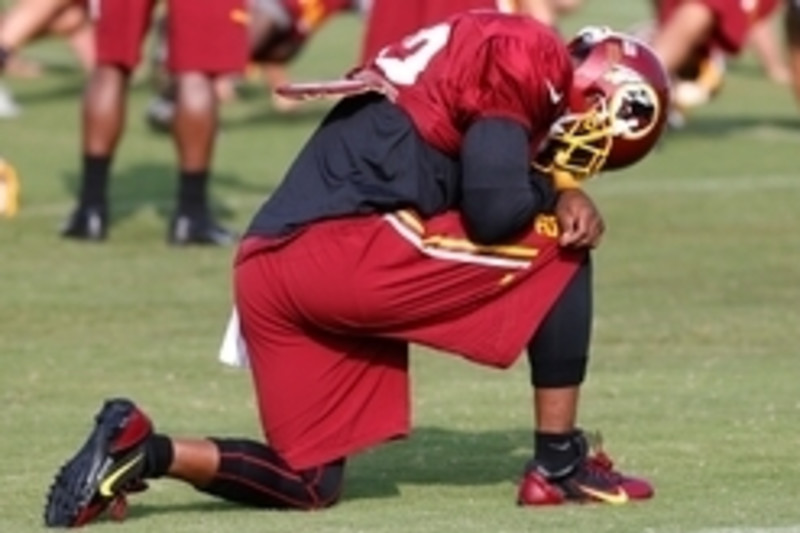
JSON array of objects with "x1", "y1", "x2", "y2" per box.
[{"x1": 536, "y1": 27, "x2": 670, "y2": 182}]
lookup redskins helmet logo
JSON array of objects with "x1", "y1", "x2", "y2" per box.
[{"x1": 609, "y1": 82, "x2": 660, "y2": 140}]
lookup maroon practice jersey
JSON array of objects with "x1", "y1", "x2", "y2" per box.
[{"x1": 363, "y1": 11, "x2": 573, "y2": 156}]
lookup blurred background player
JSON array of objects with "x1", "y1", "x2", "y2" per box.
[
  {"x1": 247, "y1": 0, "x2": 369, "y2": 109},
  {"x1": 149, "y1": 0, "x2": 585, "y2": 131},
  {"x1": 784, "y1": 0, "x2": 800, "y2": 106},
  {"x1": 360, "y1": 0, "x2": 583, "y2": 62},
  {"x1": 146, "y1": 0, "x2": 368, "y2": 130},
  {"x1": 0, "y1": 0, "x2": 94, "y2": 118},
  {"x1": 60, "y1": 0, "x2": 249, "y2": 245},
  {"x1": 648, "y1": 0, "x2": 783, "y2": 125}
]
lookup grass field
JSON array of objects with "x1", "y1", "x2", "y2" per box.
[{"x1": 2, "y1": 3, "x2": 800, "y2": 533}]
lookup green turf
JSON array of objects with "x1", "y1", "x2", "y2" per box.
[{"x1": 2, "y1": 4, "x2": 800, "y2": 533}]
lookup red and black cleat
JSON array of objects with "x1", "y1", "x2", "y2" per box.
[
  {"x1": 44, "y1": 399, "x2": 153, "y2": 528},
  {"x1": 517, "y1": 431, "x2": 653, "y2": 506}
]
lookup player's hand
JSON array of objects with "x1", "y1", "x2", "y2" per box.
[{"x1": 555, "y1": 189, "x2": 605, "y2": 248}]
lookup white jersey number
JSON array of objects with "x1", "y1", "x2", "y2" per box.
[{"x1": 375, "y1": 23, "x2": 452, "y2": 86}]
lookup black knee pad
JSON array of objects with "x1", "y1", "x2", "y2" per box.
[{"x1": 526, "y1": 256, "x2": 592, "y2": 388}]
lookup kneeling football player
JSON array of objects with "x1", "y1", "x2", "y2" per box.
[{"x1": 44, "y1": 15, "x2": 669, "y2": 527}]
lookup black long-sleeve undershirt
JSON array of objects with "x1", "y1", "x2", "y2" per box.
[
  {"x1": 246, "y1": 96, "x2": 557, "y2": 239},
  {"x1": 460, "y1": 118, "x2": 557, "y2": 244}
]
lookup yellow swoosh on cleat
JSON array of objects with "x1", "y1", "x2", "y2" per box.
[
  {"x1": 98, "y1": 454, "x2": 143, "y2": 498},
  {"x1": 575, "y1": 484, "x2": 630, "y2": 505}
]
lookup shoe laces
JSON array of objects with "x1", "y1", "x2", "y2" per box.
[{"x1": 579, "y1": 431, "x2": 624, "y2": 484}]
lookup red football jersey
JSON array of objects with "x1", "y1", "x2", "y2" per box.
[{"x1": 363, "y1": 11, "x2": 572, "y2": 157}]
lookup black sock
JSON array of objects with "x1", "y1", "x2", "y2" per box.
[
  {"x1": 177, "y1": 170, "x2": 208, "y2": 216},
  {"x1": 79, "y1": 155, "x2": 111, "y2": 209},
  {"x1": 142, "y1": 433, "x2": 174, "y2": 479},
  {"x1": 533, "y1": 430, "x2": 582, "y2": 478},
  {"x1": 199, "y1": 438, "x2": 345, "y2": 510},
  {"x1": 0, "y1": 46, "x2": 9, "y2": 71}
]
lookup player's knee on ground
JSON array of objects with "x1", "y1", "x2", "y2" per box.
[
  {"x1": 201, "y1": 438, "x2": 345, "y2": 510},
  {"x1": 527, "y1": 255, "x2": 592, "y2": 388}
]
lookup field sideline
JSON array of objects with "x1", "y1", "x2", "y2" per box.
[{"x1": 2, "y1": 3, "x2": 800, "y2": 533}]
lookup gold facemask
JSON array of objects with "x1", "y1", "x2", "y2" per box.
[{"x1": 533, "y1": 101, "x2": 614, "y2": 189}]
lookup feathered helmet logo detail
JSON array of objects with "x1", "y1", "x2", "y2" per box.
[{"x1": 604, "y1": 65, "x2": 660, "y2": 141}]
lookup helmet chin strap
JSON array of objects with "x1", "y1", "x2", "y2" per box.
[{"x1": 549, "y1": 170, "x2": 583, "y2": 191}]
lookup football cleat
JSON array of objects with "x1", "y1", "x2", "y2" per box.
[
  {"x1": 517, "y1": 431, "x2": 653, "y2": 506},
  {"x1": 168, "y1": 212, "x2": 238, "y2": 246},
  {"x1": 60, "y1": 206, "x2": 108, "y2": 242},
  {"x1": 44, "y1": 399, "x2": 152, "y2": 528}
]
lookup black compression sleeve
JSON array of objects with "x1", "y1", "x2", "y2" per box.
[
  {"x1": 198, "y1": 438, "x2": 345, "y2": 510},
  {"x1": 527, "y1": 255, "x2": 592, "y2": 388},
  {"x1": 460, "y1": 118, "x2": 556, "y2": 244}
]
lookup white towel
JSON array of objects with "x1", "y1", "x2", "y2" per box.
[{"x1": 218, "y1": 307, "x2": 250, "y2": 368}]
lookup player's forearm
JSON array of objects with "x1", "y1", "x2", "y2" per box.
[{"x1": 460, "y1": 119, "x2": 555, "y2": 244}]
